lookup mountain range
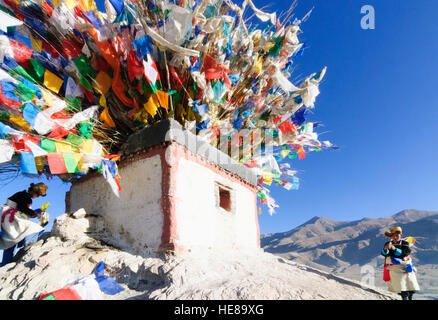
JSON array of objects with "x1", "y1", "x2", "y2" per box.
[{"x1": 261, "y1": 209, "x2": 438, "y2": 300}]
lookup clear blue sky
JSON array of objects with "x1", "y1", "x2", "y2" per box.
[
  {"x1": 259, "y1": 0, "x2": 438, "y2": 233},
  {"x1": 1, "y1": 0, "x2": 437, "y2": 240}
]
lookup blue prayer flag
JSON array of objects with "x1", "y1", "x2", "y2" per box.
[
  {"x1": 0, "y1": 121, "x2": 12, "y2": 138},
  {"x1": 22, "y1": 103, "x2": 40, "y2": 127},
  {"x1": 109, "y1": 0, "x2": 124, "y2": 15},
  {"x1": 196, "y1": 120, "x2": 210, "y2": 130},
  {"x1": 94, "y1": 0, "x2": 107, "y2": 13},
  {"x1": 20, "y1": 152, "x2": 38, "y2": 174},
  {"x1": 94, "y1": 261, "x2": 125, "y2": 295}
]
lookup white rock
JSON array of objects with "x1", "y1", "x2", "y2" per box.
[
  {"x1": 0, "y1": 214, "x2": 398, "y2": 300},
  {"x1": 72, "y1": 208, "x2": 87, "y2": 219}
]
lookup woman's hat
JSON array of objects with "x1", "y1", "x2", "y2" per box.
[{"x1": 384, "y1": 226, "x2": 402, "y2": 237}]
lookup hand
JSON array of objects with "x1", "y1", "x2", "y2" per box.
[{"x1": 388, "y1": 243, "x2": 396, "y2": 250}]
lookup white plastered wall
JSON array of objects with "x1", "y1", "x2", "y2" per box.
[
  {"x1": 69, "y1": 155, "x2": 163, "y2": 253},
  {"x1": 173, "y1": 157, "x2": 259, "y2": 251}
]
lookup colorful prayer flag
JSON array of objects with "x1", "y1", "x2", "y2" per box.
[
  {"x1": 43, "y1": 70, "x2": 63, "y2": 93},
  {"x1": 47, "y1": 153, "x2": 68, "y2": 174}
]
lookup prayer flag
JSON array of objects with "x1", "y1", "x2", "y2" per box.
[
  {"x1": 43, "y1": 69, "x2": 63, "y2": 93},
  {"x1": 40, "y1": 138, "x2": 56, "y2": 153},
  {"x1": 99, "y1": 106, "x2": 116, "y2": 127},
  {"x1": 298, "y1": 146, "x2": 305, "y2": 160},
  {"x1": 55, "y1": 141, "x2": 74, "y2": 153},
  {"x1": 93, "y1": 71, "x2": 112, "y2": 94},
  {"x1": 47, "y1": 153, "x2": 68, "y2": 174},
  {"x1": 143, "y1": 54, "x2": 159, "y2": 84},
  {"x1": 66, "y1": 132, "x2": 84, "y2": 146},
  {"x1": 22, "y1": 103, "x2": 41, "y2": 127},
  {"x1": 156, "y1": 90, "x2": 169, "y2": 110},
  {"x1": 20, "y1": 152, "x2": 38, "y2": 174},
  {"x1": 63, "y1": 153, "x2": 79, "y2": 173},
  {"x1": 0, "y1": 139, "x2": 14, "y2": 163},
  {"x1": 143, "y1": 94, "x2": 159, "y2": 117}
]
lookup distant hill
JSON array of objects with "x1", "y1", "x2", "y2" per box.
[{"x1": 261, "y1": 210, "x2": 438, "y2": 300}]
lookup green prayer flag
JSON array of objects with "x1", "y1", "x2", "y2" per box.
[
  {"x1": 288, "y1": 152, "x2": 298, "y2": 159},
  {"x1": 28, "y1": 59, "x2": 45, "y2": 83},
  {"x1": 40, "y1": 138, "x2": 56, "y2": 153},
  {"x1": 14, "y1": 83, "x2": 36, "y2": 101},
  {"x1": 268, "y1": 36, "x2": 285, "y2": 57},
  {"x1": 63, "y1": 153, "x2": 78, "y2": 173},
  {"x1": 259, "y1": 110, "x2": 270, "y2": 121},
  {"x1": 66, "y1": 132, "x2": 83, "y2": 146},
  {"x1": 65, "y1": 97, "x2": 82, "y2": 112},
  {"x1": 73, "y1": 55, "x2": 96, "y2": 78},
  {"x1": 9, "y1": 66, "x2": 36, "y2": 83},
  {"x1": 6, "y1": 25, "x2": 15, "y2": 35},
  {"x1": 78, "y1": 122, "x2": 93, "y2": 139},
  {"x1": 42, "y1": 294, "x2": 56, "y2": 300},
  {"x1": 149, "y1": 82, "x2": 156, "y2": 94},
  {"x1": 79, "y1": 76, "x2": 93, "y2": 92}
]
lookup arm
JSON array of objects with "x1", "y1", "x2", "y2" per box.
[{"x1": 381, "y1": 242, "x2": 391, "y2": 256}]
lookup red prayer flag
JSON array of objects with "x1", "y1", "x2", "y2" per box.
[
  {"x1": 127, "y1": 50, "x2": 144, "y2": 82},
  {"x1": 62, "y1": 39, "x2": 83, "y2": 59},
  {"x1": 47, "y1": 153, "x2": 68, "y2": 174},
  {"x1": 47, "y1": 124, "x2": 70, "y2": 139},
  {"x1": 12, "y1": 137, "x2": 26, "y2": 153},
  {"x1": 298, "y1": 147, "x2": 306, "y2": 160},
  {"x1": 278, "y1": 120, "x2": 294, "y2": 135},
  {"x1": 10, "y1": 39, "x2": 33, "y2": 69},
  {"x1": 42, "y1": 40, "x2": 60, "y2": 59}
]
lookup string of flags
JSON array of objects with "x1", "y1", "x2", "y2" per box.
[{"x1": 0, "y1": 0, "x2": 336, "y2": 213}]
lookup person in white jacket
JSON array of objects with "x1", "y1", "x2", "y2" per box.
[{"x1": 0, "y1": 182, "x2": 48, "y2": 266}]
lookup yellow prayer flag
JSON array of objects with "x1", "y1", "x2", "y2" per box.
[
  {"x1": 144, "y1": 94, "x2": 159, "y2": 117},
  {"x1": 9, "y1": 115, "x2": 32, "y2": 131},
  {"x1": 99, "y1": 94, "x2": 107, "y2": 108},
  {"x1": 79, "y1": 0, "x2": 98, "y2": 11},
  {"x1": 93, "y1": 71, "x2": 112, "y2": 94},
  {"x1": 99, "y1": 107, "x2": 116, "y2": 128},
  {"x1": 41, "y1": 89, "x2": 54, "y2": 108},
  {"x1": 43, "y1": 70, "x2": 63, "y2": 94},
  {"x1": 34, "y1": 156, "x2": 45, "y2": 172},
  {"x1": 281, "y1": 149, "x2": 290, "y2": 159},
  {"x1": 253, "y1": 54, "x2": 263, "y2": 75},
  {"x1": 63, "y1": 0, "x2": 78, "y2": 9},
  {"x1": 133, "y1": 108, "x2": 148, "y2": 123},
  {"x1": 29, "y1": 33, "x2": 42, "y2": 53},
  {"x1": 55, "y1": 142, "x2": 73, "y2": 153},
  {"x1": 263, "y1": 42, "x2": 275, "y2": 53},
  {"x1": 80, "y1": 139, "x2": 94, "y2": 154},
  {"x1": 74, "y1": 154, "x2": 87, "y2": 172},
  {"x1": 156, "y1": 90, "x2": 169, "y2": 110},
  {"x1": 262, "y1": 172, "x2": 273, "y2": 186}
]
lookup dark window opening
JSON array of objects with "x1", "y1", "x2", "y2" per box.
[{"x1": 219, "y1": 187, "x2": 231, "y2": 212}]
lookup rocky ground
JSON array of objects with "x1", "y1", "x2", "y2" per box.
[{"x1": 0, "y1": 211, "x2": 398, "y2": 300}]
